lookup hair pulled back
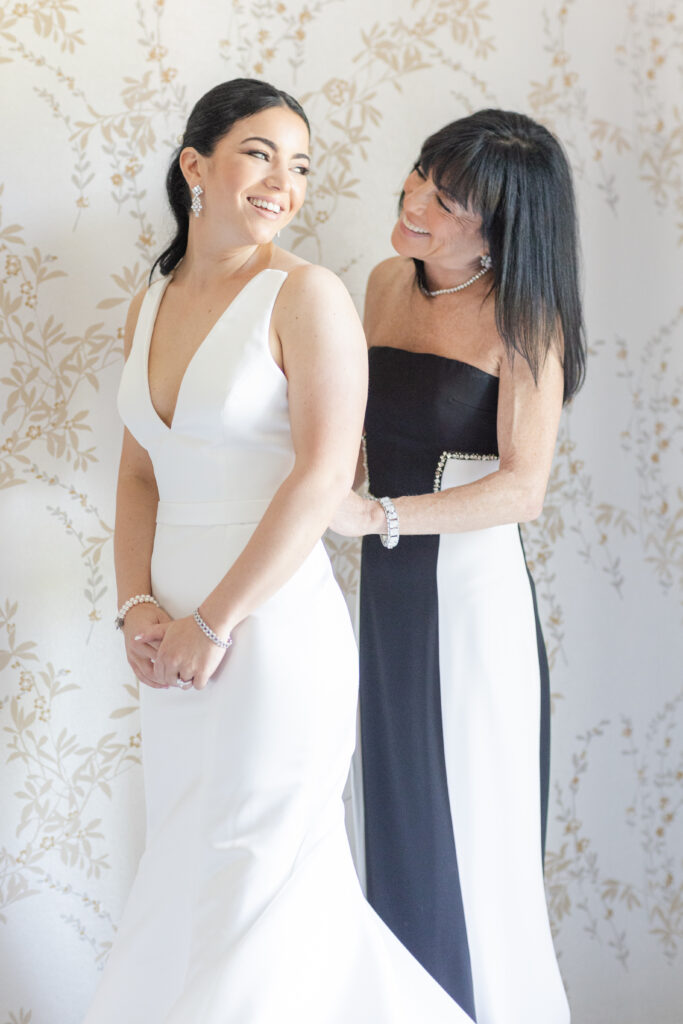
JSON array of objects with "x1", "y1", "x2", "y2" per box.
[
  {"x1": 410, "y1": 109, "x2": 586, "y2": 402},
  {"x1": 151, "y1": 78, "x2": 309, "y2": 280}
]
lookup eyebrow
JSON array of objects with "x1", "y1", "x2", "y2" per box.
[{"x1": 240, "y1": 136, "x2": 310, "y2": 162}]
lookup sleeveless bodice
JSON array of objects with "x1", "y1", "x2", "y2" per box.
[
  {"x1": 117, "y1": 270, "x2": 293, "y2": 513},
  {"x1": 364, "y1": 346, "x2": 499, "y2": 499}
]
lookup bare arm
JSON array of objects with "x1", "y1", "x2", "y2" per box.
[
  {"x1": 202, "y1": 265, "x2": 367, "y2": 625},
  {"x1": 389, "y1": 345, "x2": 564, "y2": 532},
  {"x1": 114, "y1": 290, "x2": 172, "y2": 687},
  {"x1": 332, "y1": 341, "x2": 564, "y2": 537},
  {"x1": 145, "y1": 264, "x2": 367, "y2": 688}
]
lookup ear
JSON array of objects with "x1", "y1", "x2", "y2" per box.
[{"x1": 179, "y1": 146, "x2": 202, "y2": 189}]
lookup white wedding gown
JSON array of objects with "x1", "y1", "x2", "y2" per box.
[{"x1": 83, "y1": 269, "x2": 473, "y2": 1023}]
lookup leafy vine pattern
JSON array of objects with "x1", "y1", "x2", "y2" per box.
[
  {"x1": 0, "y1": 602, "x2": 141, "y2": 967},
  {"x1": 0, "y1": 0, "x2": 681, "y2": 1019},
  {"x1": 221, "y1": 0, "x2": 496, "y2": 266},
  {"x1": 546, "y1": 690, "x2": 683, "y2": 967},
  {"x1": 0, "y1": 188, "x2": 120, "y2": 486}
]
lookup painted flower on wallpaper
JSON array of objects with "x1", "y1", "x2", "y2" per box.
[
  {"x1": 0, "y1": 601, "x2": 141, "y2": 967},
  {"x1": 1, "y1": 0, "x2": 84, "y2": 54},
  {"x1": 546, "y1": 692, "x2": 683, "y2": 968},
  {"x1": 0, "y1": 0, "x2": 681, "y2": 1021},
  {"x1": 322, "y1": 77, "x2": 350, "y2": 105}
]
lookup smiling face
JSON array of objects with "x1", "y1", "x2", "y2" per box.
[
  {"x1": 391, "y1": 164, "x2": 487, "y2": 278},
  {"x1": 181, "y1": 105, "x2": 311, "y2": 246}
]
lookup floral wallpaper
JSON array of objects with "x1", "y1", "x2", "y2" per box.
[{"x1": 0, "y1": 1, "x2": 681, "y2": 1021}]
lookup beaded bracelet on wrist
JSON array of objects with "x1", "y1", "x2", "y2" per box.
[
  {"x1": 115, "y1": 594, "x2": 159, "y2": 630},
  {"x1": 192, "y1": 608, "x2": 233, "y2": 650},
  {"x1": 375, "y1": 496, "x2": 400, "y2": 549}
]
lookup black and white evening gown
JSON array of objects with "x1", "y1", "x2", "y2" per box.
[
  {"x1": 359, "y1": 346, "x2": 570, "y2": 1024},
  {"x1": 83, "y1": 273, "x2": 473, "y2": 1024}
]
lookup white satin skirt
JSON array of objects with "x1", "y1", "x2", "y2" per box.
[{"x1": 83, "y1": 500, "x2": 473, "y2": 1023}]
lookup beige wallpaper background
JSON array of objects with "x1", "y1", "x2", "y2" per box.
[{"x1": 0, "y1": 1, "x2": 681, "y2": 1022}]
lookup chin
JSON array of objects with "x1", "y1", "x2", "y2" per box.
[
  {"x1": 246, "y1": 227, "x2": 279, "y2": 247},
  {"x1": 390, "y1": 222, "x2": 415, "y2": 258}
]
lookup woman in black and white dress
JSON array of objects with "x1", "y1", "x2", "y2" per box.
[{"x1": 332, "y1": 109, "x2": 586, "y2": 1024}]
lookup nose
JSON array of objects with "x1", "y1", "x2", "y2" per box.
[
  {"x1": 264, "y1": 160, "x2": 289, "y2": 193},
  {"x1": 403, "y1": 176, "x2": 429, "y2": 214}
]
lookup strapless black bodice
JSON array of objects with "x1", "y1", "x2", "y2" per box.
[{"x1": 364, "y1": 347, "x2": 499, "y2": 498}]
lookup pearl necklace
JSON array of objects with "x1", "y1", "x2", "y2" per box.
[
  {"x1": 427, "y1": 254, "x2": 492, "y2": 296},
  {"x1": 427, "y1": 266, "x2": 490, "y2": 296}
]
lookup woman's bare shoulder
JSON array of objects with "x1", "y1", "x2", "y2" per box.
[
  {"x1": 367, "y1": 256, "x2": 410, "y2": 292},
  {"x1": 269, "y1": 248, "x2": 311, "y2": 274},
  {"x1": 269, "y1": 250, "x2": 348, "y2": 300},
  {"x1": 363, "y1": 258, "x2": 412, "y2": 338},
  {"x1": 273, "y1": 261, "x2": 357, "y2": 330}
]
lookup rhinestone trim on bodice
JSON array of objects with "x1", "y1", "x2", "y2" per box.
[{"x1": 433, "y1": 450, "x2": 498, "y2": 493}]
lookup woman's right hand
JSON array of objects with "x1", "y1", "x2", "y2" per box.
[{"x1": 121, "y1": 602, "x2": 173, "y2": 688}]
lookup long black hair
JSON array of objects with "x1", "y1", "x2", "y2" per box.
[
  {"x1": 409, "y1": 109, "x2": 586, "y2": 402},
  {"x1": 151, "y1": 78, "x2": 309, "y2": 280}
]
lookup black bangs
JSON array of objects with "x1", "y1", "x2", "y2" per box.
[
  {"x1": 409, "y1": 109, "x2": 586, "y2": 403},
  {"x1": 419, "y1": 131, "x2": 506, "y2": 225}
]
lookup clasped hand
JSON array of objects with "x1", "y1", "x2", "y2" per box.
[{"x1": 124, "y1": 605, "x2": 228, "y2": 691}]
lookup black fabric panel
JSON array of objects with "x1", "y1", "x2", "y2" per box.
[
  {"x1": 360, "y1": 347, "x2": 501, "y2": 1018},
  {"x1": 360, "y1": 533, "x2": 476, "y2": 1018}
]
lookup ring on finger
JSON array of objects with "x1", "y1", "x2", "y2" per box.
[{"x1": 176, "y1": 674, "x2": 193, "y2": 690}]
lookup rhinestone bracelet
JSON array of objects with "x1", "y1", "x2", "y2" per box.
[
  {"x1": 375, "y1": 496, "x2": 399, "y2": 549},
  {"x1": 114, "y1": 593, "x2": 159, "y2": 630},
  {"x1": 193, "y1": 608, "x2": 233, "y2": 650}
]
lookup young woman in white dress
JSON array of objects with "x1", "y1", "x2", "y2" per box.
[{"x1": 83, "y1": 79, "x2": 474, "y2": 1024}]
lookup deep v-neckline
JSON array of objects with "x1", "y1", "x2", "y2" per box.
[{"x1": 144, "y1": 268, "x2": 277, "y2": 432}]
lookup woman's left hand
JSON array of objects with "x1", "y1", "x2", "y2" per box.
[
  {"x1": 138, "y1": 616, "x2": 229, "y2": 691},
  {"x1": 329, "y1": 490, "x2": 380, "y2": 537}
]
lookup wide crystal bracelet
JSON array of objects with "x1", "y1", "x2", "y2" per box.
[
  {"x1": 193, "y1": 608, "x2": 233, "y2": 650},
  {"x1": 375, "y1": 496, "x2": 399, "y2": 549},
  {"x1": 115, "y1": 594, "x2": 159, "y2": 630}
]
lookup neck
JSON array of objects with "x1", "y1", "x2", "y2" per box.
[
  {"x1": 423, "y1": 256, "x2": 482, "y2": 293},
  {"x1": 178, "y1": 232, "x2": 272, "y2": 288}
]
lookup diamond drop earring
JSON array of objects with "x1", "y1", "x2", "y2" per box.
[
  {"x1": 480, "y1": 253, "x2": 492, "y2": 271},
  {"x1": 191, "y1": 184, "x2": 203, "y2": 218}
]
